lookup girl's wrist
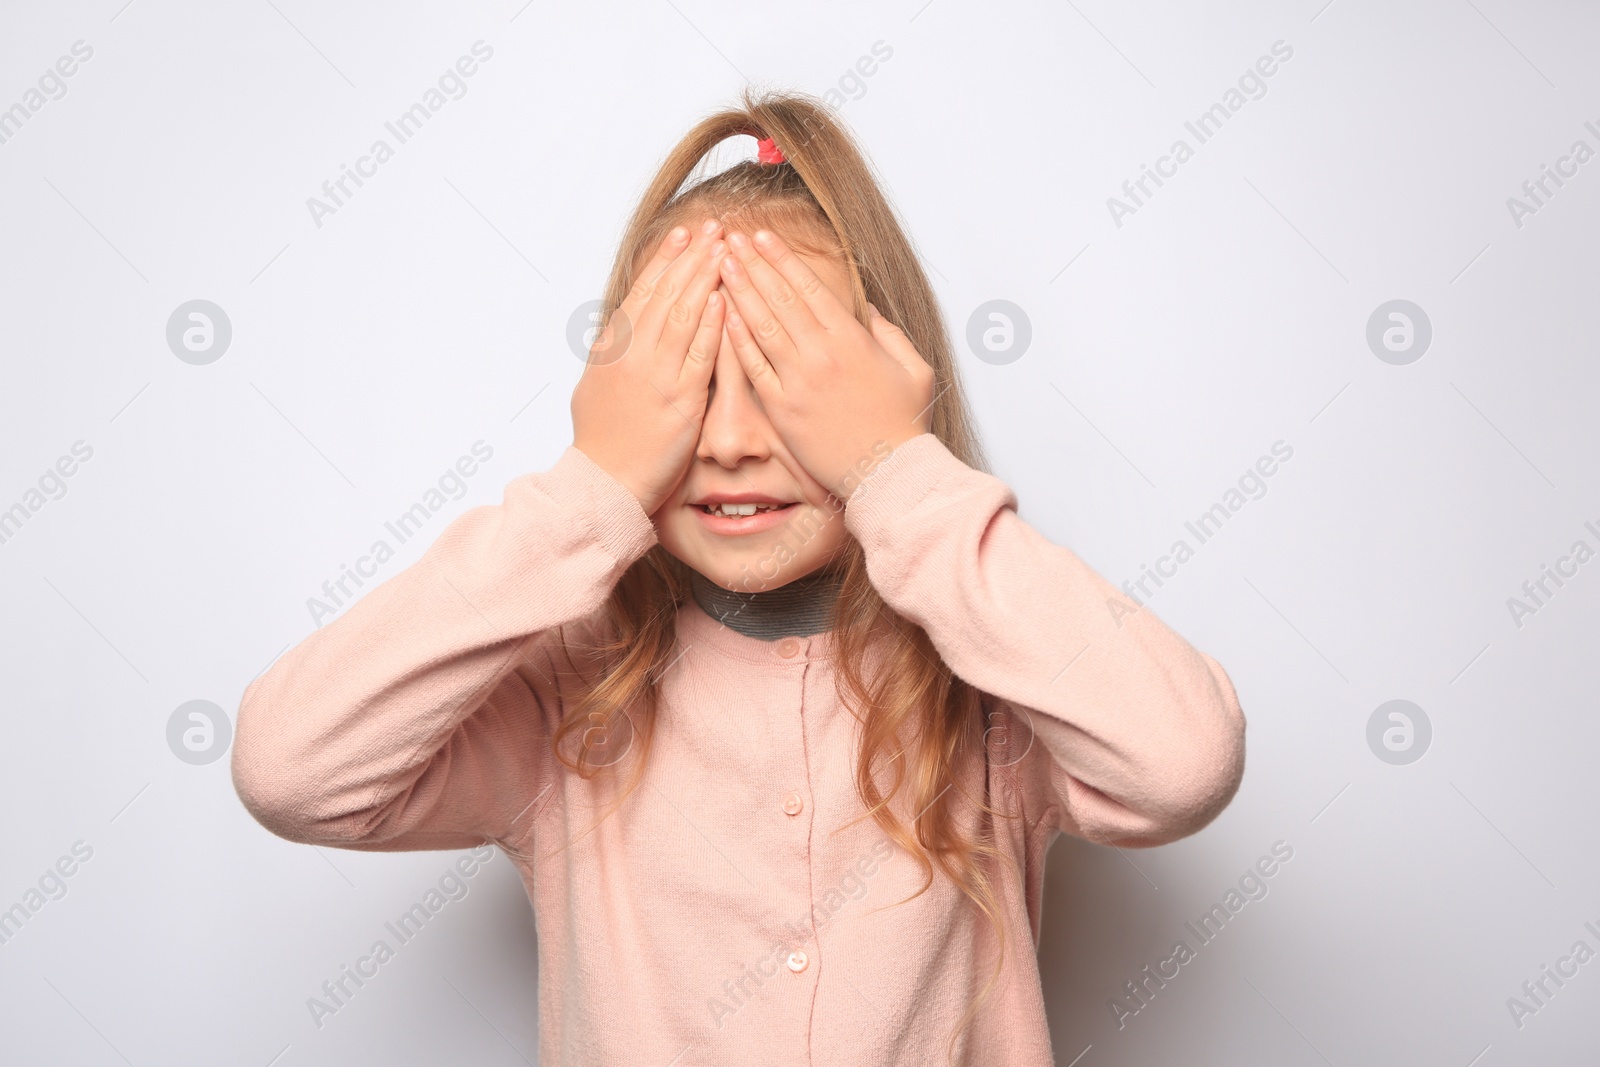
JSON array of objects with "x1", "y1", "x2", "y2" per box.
[
  {"x1": 830, "y1": 436, "x2": 897, "y2": 502},
  {"x1": 571, "y1": 444, "x2": 660, "y2": 515}
]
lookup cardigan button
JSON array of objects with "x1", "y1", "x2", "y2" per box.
[
  {"x1": 786, "y1": 950, "x2": 809, "y2": 973},
  {"x1": 783, "y1": 792, "x2": 803, "y2": 816},
  {"x1": 776, "y1": 637, "x2": 802, "y2": 658}
]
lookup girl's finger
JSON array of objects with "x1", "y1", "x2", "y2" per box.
[
  {"x1": 591, "y1": 226, "x2": 697, "y2": 365},
  {"x1": 634, "y1": 221, "x2": 723, "y2": 349},
  {"x1": 748, "y1": 229, "x2": 852, "y2": 333},
  {"x1": 722, "y1": 304, "x2": 780, "y2": 395},
  {"x1": 658, "y1": 238, "x2": 727, "y2": 357},
  {"x1": 717, "y1": 247, "x2": 800, "y2": 371},
  {"x1": 723, "y1": 232, "x2": 824, "y2": 349},
  {"x1": 619, "y1": 225, "x2": 692, "y2": 320},
  {"x1": 680, "y1": 289, "x2": 724, "y2": 390},
  {"x1": 868, "y1": 303, "x2": 932, "y2": 376}
]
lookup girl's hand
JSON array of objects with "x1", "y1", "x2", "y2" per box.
[
  {"x1": 716, "y1": 229, "x2": 935, "y2": 501},
  {"x1": 571, "y1": 220, "x2": 727, "y2": 515}
]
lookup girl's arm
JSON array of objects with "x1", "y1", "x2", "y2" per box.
[
  {"x1": 231, "y1": 446, "x2": 657, "y2": 852},
  {"x1": 843, "y1": 434, "x2": 1246, "y2": 849}
]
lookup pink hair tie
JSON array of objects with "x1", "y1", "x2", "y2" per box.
[{"x1": 756, "y1": 136, "x2": 786, "y2": 164}]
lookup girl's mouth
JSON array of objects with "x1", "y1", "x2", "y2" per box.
[{"x1": 692, "y1": 501, "x2": 800, "y2": 535}]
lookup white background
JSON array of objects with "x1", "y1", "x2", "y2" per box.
[{"x1": 1, "y1": 1, "x2": 1596, "y2": 1064}]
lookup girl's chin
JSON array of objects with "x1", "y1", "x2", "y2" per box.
[
  {"x1": 661, "y1": 543, "x2": 832, "y2": 593},
  {"x1": 657, "y1": 505, "x2": 846, "y2": 589}
]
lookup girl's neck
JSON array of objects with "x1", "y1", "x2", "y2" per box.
[{"x1": 688, "y1": 566, "x2": 843, "y2": 640}]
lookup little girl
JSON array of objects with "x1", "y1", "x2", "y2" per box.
[{"x1": 233, "y1": 89, "x2": 1246, "y2": 1066}]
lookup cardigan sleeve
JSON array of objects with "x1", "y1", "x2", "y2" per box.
[
  {"x1": 842, "y1": 434, "x2": 1246, "y2": 848},
  {"x1": 231, "y1": 445, "x2": 658, "y2": 852}
]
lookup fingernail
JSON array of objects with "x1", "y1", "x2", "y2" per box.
[
  {"x1": 721, "y1": 254, "x2": 740, "y2": 274},
  {"x1": 669, "y1": 226, "x2": 689, "y2": 242},
  {"x1": 868, "y1": 302, "x2": 881, "y2": 318},
  {"x1": 702, "y1": 218, "x2": 719, "y2": 234},
  {"x1": 754, "y1": 230, "x2": 774, "y2": 246},
  {"x1": 728, "y1": 232, "x2": 749, "y2": 250}
]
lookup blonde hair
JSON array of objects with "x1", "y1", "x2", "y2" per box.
[{"x1": 551, "y1": 88, "x2": 1018, "y2": 1059}]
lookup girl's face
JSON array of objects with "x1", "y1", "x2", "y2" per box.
[{"x1": 652, "y1": 244, "x2": 855, "y2": 593}]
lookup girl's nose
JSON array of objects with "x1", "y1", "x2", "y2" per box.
[{"x1": 696, "y1": 301, "x2": 771, "y2": 468}]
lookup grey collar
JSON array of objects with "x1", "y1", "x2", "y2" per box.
[{"x1": 688, "y1": 566, "x2": 843, "y2": 640}]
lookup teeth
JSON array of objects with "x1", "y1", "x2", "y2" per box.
[{"x1": 706, "y1": 502, "x2": 781, "y2": 517}]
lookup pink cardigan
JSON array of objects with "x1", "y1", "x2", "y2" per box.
[{"x1": 232, "y1": 433, "x2": 1246, "y2": 1065}]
